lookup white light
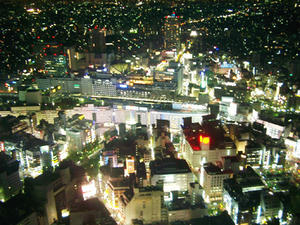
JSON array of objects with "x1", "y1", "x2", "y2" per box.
[
  {"x1": 257, "y1": 205, "x2": 262, "y2": 224},
  {"x1": 61, "y1": 209, "x2": 70, "y2": 218},
  {"x1": 82, "y1": 180, "x2": 97, "y2": 200},
  {"x1": 190, "y1": 30, "x2": 198, "y2": 37}
]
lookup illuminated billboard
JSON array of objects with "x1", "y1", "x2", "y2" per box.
[
  {"x1": 125, "y1": 157, "x2": 135, "y2": 175},
  {"x1": 82, "y1": 180, "x2": 97, "y2": 200}
]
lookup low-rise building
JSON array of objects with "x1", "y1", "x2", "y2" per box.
[
  {"x1": 150, "y1": 158, "x2": 194, "y2": 193},
  {"x1": 121, "y1": 186, "x2": 168, "y2": 225}
]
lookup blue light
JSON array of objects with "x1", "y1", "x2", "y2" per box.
[{"x1": 119, "y1": 84, "x2": 128, "y2": 89}]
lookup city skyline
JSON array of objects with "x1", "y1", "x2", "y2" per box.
[{"x1": 0, "y1": 1, "x2": 299, "y2": 225}]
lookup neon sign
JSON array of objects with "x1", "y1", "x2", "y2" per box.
[{"x1": 199, "y1": 135, "x2": 210, "y2": 145}]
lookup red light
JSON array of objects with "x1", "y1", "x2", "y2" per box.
[
  {"x1": 37, "y1": 36, "x2": 40, "y2": 39},
  {"x1": 46, "y1": 44, "x2": 50, "y2": 48},
  {"x1": 53, "y1": 53, "x2": 57, "y2": 56},
  {"x1": 52, "y1": 36, "x2": 55, "y2": 39},
  {"x1": 44, "y1": 53, "x2": 47, "y2": 56},
  {"x1": 94, "y1": 25, "x2": 98, "y2": 30}
]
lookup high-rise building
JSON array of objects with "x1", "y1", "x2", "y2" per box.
[
  {"x1": 163, "y1": 12, "x2": 181, "y2": 50},
  {"x1": 91, "y1": 28, "x2": 106, "y2": 56},
  {"x1": 44, "y1": 55, "x2": 68, "y2": 77}
]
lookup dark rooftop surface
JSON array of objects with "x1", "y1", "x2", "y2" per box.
[
  {"x1": 150, "y1": 158, "x2": 191, "y2": 175},
  {"x1": 222, "y1": 156, "x2": 240, "y2": 163},
  {"x1": 223, "y1": 167, "x2": 265, "y2": 210},
  {"x1": 138, "y1": 185, "x2": 163, "y2": 193},
  {"x1": 100, "y1": 165, "x2": 124, "y2": 178},
  {"x1": 204, "y1": 163, "x2": 222, "y2": 175},
  {"x1": 0, "y1": 194, "x2": 35, "y2": 225},
  {"x1": 183, "y1": 121, "x2": 234, "y2": 151},
  {"x1": 0, "y1": 152, "x2": 19, "y2": 174},
  {"x1": 109, "y1": 179, "x2": 130, "y2": 188},
  {"x1": 3, "y1": 131, "x2": 50, "y2": 151},
  {"x1": 34, "y1": 171, "x2": 60, "y2": 186},
  {"x1": 171, "y1": 211, "x2": 234, "y2": 225},
  {"x1": 71, "y1": 197, "x2": 109, "y2": 214}
]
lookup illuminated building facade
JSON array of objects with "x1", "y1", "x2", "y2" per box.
[
  {"x1": 125, "y1": 156, "x2": 136, "y2": 176},
  {"x1": 122, "y1": 186, "x2": 168, "y2": 225},
  {"x1": 106, "y1": 179, "x2": 130, "y2": 209},
  {"x1": 44, "y1": 55, "x2": 68, "y2": 77},
  {"x1": 150, "y1": 158, "x2": 194, "y2": 193},
  {"x1": 93, "y1": 79, "x2": 117, "y2": 96},
  {"x1": 223, "y1": 167, "x2": 265, "y2": 225},
  {"x1": 201, "y1": 163, "x2": 232, "y2": 203},
  {"x1": 182, "y1": 121, "x2": 236, "y2": 173},
  {"x1": 260, "y1": 192, "x2": 283, "y2": 224},
  {"x1": 285, "y1": 137, "x2": 300, "y2": 162},
  {"x1": 66, "y1": 115, "x2": 96, "y2": 151},
  {"x1": 255, "y1": 119, "x2": 286, "y2": 140}
]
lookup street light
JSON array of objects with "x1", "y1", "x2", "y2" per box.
[{"x1": 190, "y1": 30, "x2": 198, "y2": 37}]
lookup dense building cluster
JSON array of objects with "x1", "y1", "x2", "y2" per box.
[{"x1": 0, "y1": 1, "x2": 300, "y2": 225}]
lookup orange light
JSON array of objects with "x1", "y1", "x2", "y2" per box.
[{"x1": 203, "y1": 137, "x2": 210, "y2": 144}]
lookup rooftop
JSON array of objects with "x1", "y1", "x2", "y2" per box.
[
  {"x1": 204, "y1": 163, "x2": 223, "y2": 175},
  {"x1": 183, "y1": 121, "x2": 234, "y2": 151},
  {"x1": 150, "y1": 158, "x2": 191, "y2": 175},
  {"x1": 100, "y1": 166, "x2": 124, "y2": 179},
  {"x1": 0, "y1": 194, "x2": 35, "y2": 225},
  {"x1": 71, "y1": 198, "x2": 110, "y2": 215},
  {"x1": 188, "y1": 211, "x2": 235, "y2": 225},
  {"x1": 138, "y1": 185, "x2": 163, "y2": 193}
]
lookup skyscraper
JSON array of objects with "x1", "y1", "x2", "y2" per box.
[{"x1": 163, "y1": 12, "x2": 181, "y2": 50}]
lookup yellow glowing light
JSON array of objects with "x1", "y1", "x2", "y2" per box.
[
  {"x1": 61, "y1": 209, "x2": 70, "y2": 218},
  {"x1": 203, "y1": 137, "x2": 210, "y2": 144}
]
